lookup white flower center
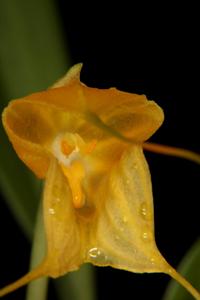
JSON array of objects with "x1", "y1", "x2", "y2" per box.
[{"x1": 51, "y1": 133, "x2": 96, "y2": 209}]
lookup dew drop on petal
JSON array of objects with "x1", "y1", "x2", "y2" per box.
[
  {"x1": 150, "y1": 257, "x2": 155, "y2": 265},
  {"x1": 140, "y1": 202, "x2": 147, "y2": 218},
  {"x1": 123, "y1": 216, "x2": 127, "y2": 223},
  {"x1": 168, "y1": 268, "x2": 173, "y2": 274},
  {"x1": 142, "y1": 232, "x2": 148, "y2": 239},
  {"x1": 49, "y1": 208, "x2": 55, "y2": 215},
  {"x1": 87, "y1": 247, "x2": 108, "y2": 264}
]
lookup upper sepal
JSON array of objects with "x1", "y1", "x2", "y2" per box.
[{"x1": 2, "y1": 64, "x2": 164, "y2": 178}]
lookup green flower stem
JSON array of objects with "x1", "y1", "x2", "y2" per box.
[
  {"x1": 26, "y1": 201, "x2": 48, "y2": 300},
  {"x1": 55, "y1": 265, "x2": 96, "y2": 300}
]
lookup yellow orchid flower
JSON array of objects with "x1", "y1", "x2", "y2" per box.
[{"x1": 0, "y1": 64, "x2": 200, "y2": 299}]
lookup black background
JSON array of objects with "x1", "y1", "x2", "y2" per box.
[{"x1": 1, "y1": 1, "x2": 199, "y2": 300}]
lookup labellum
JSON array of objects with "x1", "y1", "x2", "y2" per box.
[{"x1": 0, "y1": 64, "x2": 200, "y2": 299}]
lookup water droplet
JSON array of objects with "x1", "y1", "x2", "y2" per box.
[
  {"x1": 140, "y1": 202, "x2": 147, "y2": 218},
  {"x1": 142, "y1": 232, "x2": 148, "y2": 239},
  {"x1": 88, "y1": 247, "x2": 107, "y2": 264},
  {"x1": 123, "y1": 216, "x2": 127, "y2": 223},
  {"x1": 168, "y1": 268, "x2": 173, "y2": 274},
  {"x1": 150, "y1": 258, "x2": 155, "y2": 265},
  {"x1": 88, "y1": 247, "x2": 100, "y2": 258},
  {"x1": 49, "y1": 208, "x2": 55, "y2": 215}
]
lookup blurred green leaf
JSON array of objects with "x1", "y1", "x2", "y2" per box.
[
  {"x1": 0, "y1": 0, "x2": 70, "y2": 237},
  {"x1": 0, "y1": 0, "x2": 70, "y2": 102},
  {"x1": 0, "y1": 124, "x2": 40, "y2": 238},
  {"x1": 26, "y1": 201, "x2": 48, "y2": 300},
  {"x1": 55, "y1": 265, "x2": 96, "y2": 300},
  {"x1": 163, "y1": 239, "x2": 200, "y2": 300},
  {"x1": 0, "y1": 2, "x2": 96, "y2": 300}
]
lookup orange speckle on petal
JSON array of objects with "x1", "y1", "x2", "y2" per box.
[{"x1": 85, "y1": 139, "x2": 97, "y2": 154}]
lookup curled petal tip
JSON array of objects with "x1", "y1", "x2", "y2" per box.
[{"x1": 51, "y1": 63, "x2": 83, "y2": 88}]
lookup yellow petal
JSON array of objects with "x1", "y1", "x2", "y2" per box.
[
  {"x1": 2, "y1": 64, "x2": 164, "y2": 178},
  {"x1": 0, "y1": 158, "x2": 82, "y2": 296},
  {"x1": 2, "y1": 99, "x2": 84, "y2": 178},
  {"x1": 83, "y1": 86, "x2": 164, "y2": 142},
  {"x1": 1, "y1": 143, "x2": 199, "y2": 299},
  {"x1": 50, "y1": 63, "x2": 83, "y2": 88},
  {"x1": 1, "y1": 64, "x2": 200, "y2": 300},
  {"x1": 87, "y1": 145, "x2": 200, "y2": 299},
  {"x1": 143, "y1": 142, "x2": 200, "y2": 164},
  {"x1": 43, "y1": 158, "x2": 83, "y2": 277},
  {"x1": 86, "y1": 145, "x2": 168, "y2": 271}
]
